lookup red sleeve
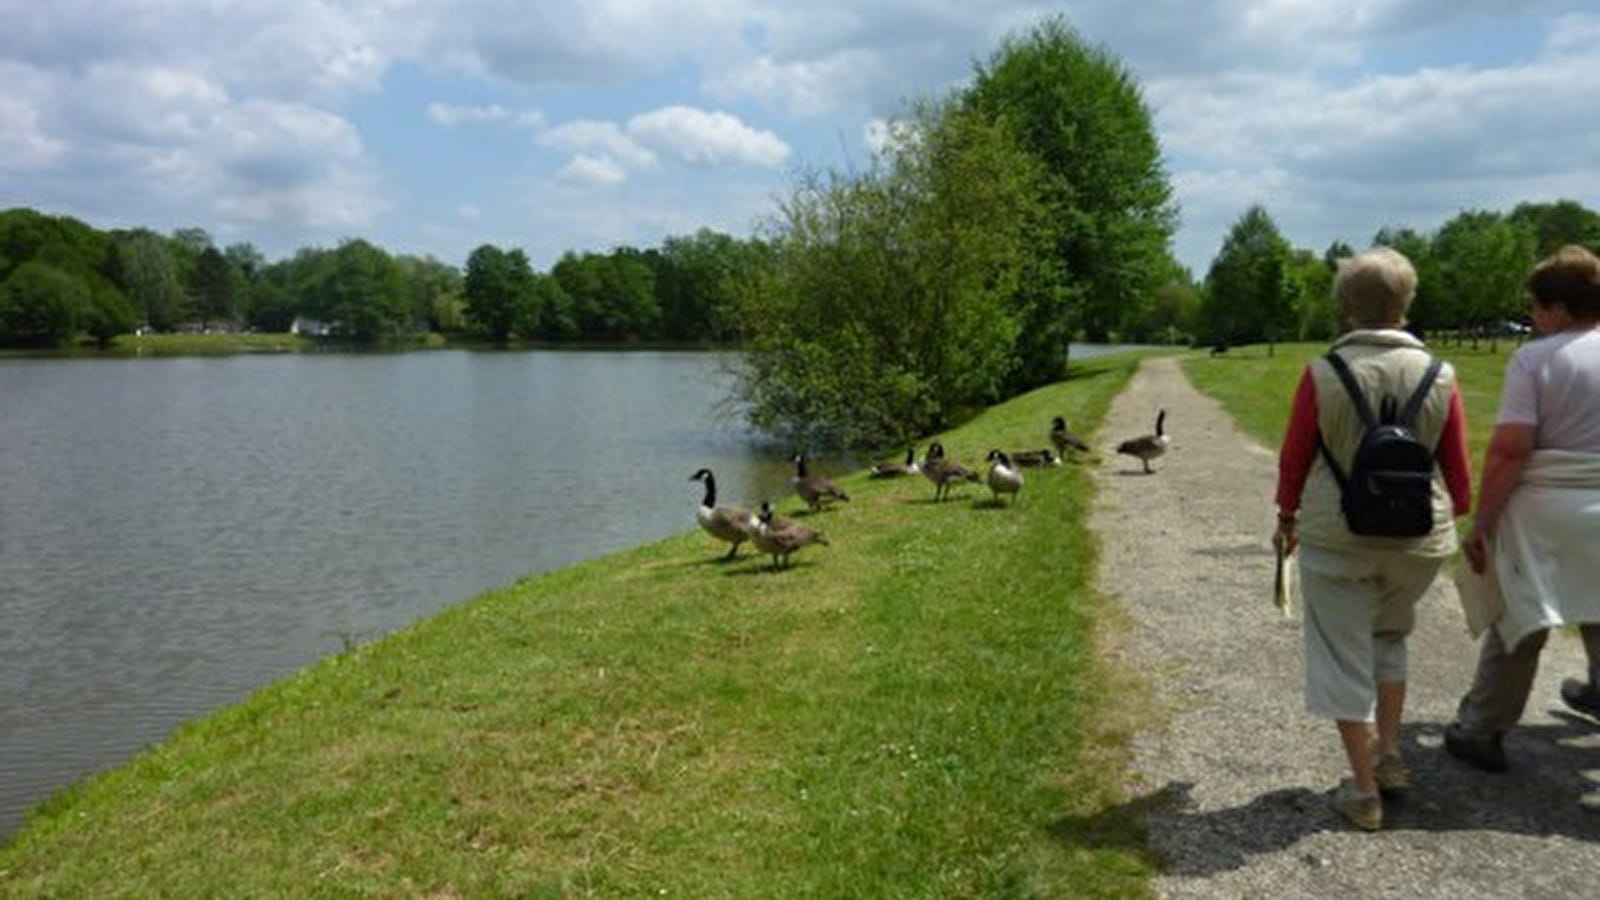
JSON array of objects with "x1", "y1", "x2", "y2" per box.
[
  {"x1": 1436, "y1": 382, "x2": 1472, "y2": 516},
  {"x1": 1275, "y1": 368, "x2": 1320, "y2": 514}
]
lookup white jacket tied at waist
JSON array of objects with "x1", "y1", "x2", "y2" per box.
[{"x1": 1492, "y1": 449, "x2": 1600, "y2": 649}]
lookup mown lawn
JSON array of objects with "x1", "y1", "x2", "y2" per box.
[
  {"x1": 1, "y1": 353, "x2": 1162, "y2": 898},
  {"x1": 1180, "y1": 338, "x2": 1519, "y2": 469}
]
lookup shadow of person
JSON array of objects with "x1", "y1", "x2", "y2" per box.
[{"x1": 1049, "y1": 719, "x2": 1599, "y2": 878}]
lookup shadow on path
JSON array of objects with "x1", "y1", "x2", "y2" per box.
[{"x1": 1051, "y1": 719, "x2": 1600, "y2": 877}]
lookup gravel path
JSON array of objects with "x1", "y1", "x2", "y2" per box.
[{"x1": 1090, "y1": 356, "x2": 1599, "y2": 899}]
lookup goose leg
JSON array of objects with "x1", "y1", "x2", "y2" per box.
[{"x1": 724, "y1": 541, "x2": 740, "y2": 560}]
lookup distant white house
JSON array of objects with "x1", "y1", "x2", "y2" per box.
[{"x1": 289, "y1": 316, "x2": 332, "y2": 337}]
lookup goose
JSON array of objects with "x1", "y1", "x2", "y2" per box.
[
  {"x1": 792, "y1": 453, "x2": 850, "y2": 511},
  {"x1": 985, "y1": 449, "x2": 1024, "y2": 504},
  {"x1": 1050, "y1": 416, "x2": 1090, "y2": 456},
  {"x1": 921, "y1": 442, "x2": 980, "y2": 502},
  {"x1": 1008, "y1": 448, "x2": 1062, "y2": 468},
  {"x1": 1116, "y1": 409, "x2": 1170, "y2": 474},
  {"x1": 689, "y1": 468, "x2": 757, "y2": 559},
  {"x1": 752, "y1": 501, "x2": 829, "y2": 570},
  {"x1": 870, "y1": 447, "x2": 920, "y2": 478}
]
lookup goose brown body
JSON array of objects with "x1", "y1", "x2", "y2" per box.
[
  {"x1": 870, "y1": 447, "x2": 920, "y2": 478},
  {"x1": 921, "y1": 442, "x2": 980, "y2": 502},
  {"x1": 752, "y1": 502, "x2": 829, "y2": 569},
  {"x1": 792, "y1": 454, "x2": 850, "y2": 511},
  {"x1": 690, "y1": 468, "x2": 757, "y2": 558},
  {"x1": 1116, "y1": 409, "x2": 1170, "y2": 474},
  {"x1": 1051, "y1": 416, "x2": 1090, "y2": 455}
]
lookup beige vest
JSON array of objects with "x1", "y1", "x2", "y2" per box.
[{"x1": 1298, "y1": 329, "x2": 1461, "y2": 558}]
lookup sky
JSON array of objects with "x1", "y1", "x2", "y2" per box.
[{"x1": 3, "y1": 1, "x2": 1599, "y2": 278}]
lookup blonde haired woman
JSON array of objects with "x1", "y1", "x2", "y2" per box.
[
  {"x1": 1274, "y1": 247, "x2": 1473, "y2": 830},
  {"x1": 1446, "y1": 246, "x2": 1600, "y2": 808}
]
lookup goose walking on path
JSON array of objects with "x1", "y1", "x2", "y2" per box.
[
  {"x1": 752, "y1": 501, "x2": 829, "y2": 570},
  {"x1": 792, "y1": 454, "x2": 850, "y2": 511},
  {"x1": 1116, "y1": 409, "x2": 1170, "y2": 474},
  {"x1": 690, "y1": 468, "x2": 757, "y2": 560},
  {"x1": 985, "y1": 449, "x2": 1024, "y2": 504}
]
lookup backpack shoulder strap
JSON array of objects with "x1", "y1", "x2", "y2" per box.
[
  {"x1": 1322, "y1": 351, "x2": 1378, "y2": 428},
  {"x1": 1398, "y1": 357, "x2": 1444, "y2": 428}
]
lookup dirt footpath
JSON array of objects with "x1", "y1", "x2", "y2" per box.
[{"x1": 1090, "y1": 356, "x2": 1599, "y2": 899}]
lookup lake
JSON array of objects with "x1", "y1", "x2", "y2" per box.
[{"x1": 0, "y1": 343, "x2": 1144, "y2": 839}]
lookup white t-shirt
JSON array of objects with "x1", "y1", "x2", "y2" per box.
[{"x1": 1496, "y1": 329, "x2": 1600, "y2": 452}]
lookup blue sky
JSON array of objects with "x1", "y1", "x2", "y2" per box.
[{"x1": 3, "y1": 1, "x2": 1598, "y2": 278}]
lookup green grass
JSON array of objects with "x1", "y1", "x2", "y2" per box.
[
  {"x1": 1181, "y1": 339, "x2": 1517, "y2": 469},
  {"x1": 0, "y1": 354, "x2": 1161, "y2": 898},
  {"x1": 107, "y1": 332, "x2": 315, "y2": 355}
]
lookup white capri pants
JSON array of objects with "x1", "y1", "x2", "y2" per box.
[{"x1": 1299, "y1": 544, "x2": 1444, "y2": 721}]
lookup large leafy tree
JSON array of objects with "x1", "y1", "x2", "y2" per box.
[
  {"x1": 964, "y1": 16, "x2": 1176, "y2": 372},
  {"x1": 737, "y1": 99, "x2": 1047, "y2": 448},
  {"x1": 1432, "y1": 210, "x2": 1536, "y2": 347},
  {"x1": 463, "y1": 244, "x2": 532, "y2": 341},
  {"x1": 193, "y1": 246, "x2": 236, "y2": 327},
  {"x1": 310, "y1": 239, "x2": 410, "y2": 341},
  {"x1": 1509, "y1": 199, "x2": 1600, "y2": 257},
  {"x1": 112, "y1": 229, "x2": 190, "y2": 329},
  {"x1": 0, "y1": 261, "x2": 88, "y2": 346},
  {"x1": 1202, "y1": 205, "x2": 1293, "y2": 347}
]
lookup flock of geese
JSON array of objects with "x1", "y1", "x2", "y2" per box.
[{"x1": 692, "y1": 409, "x2": 1170, "y2": 570}]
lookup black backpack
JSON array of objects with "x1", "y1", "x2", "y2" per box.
[{"x1": 1317, "y1": 352, "x2": 1444, "y2": 537}]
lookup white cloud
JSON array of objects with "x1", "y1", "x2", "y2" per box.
[
  {"x1": 626, "y1": 106, "x2": 789, "y2": 168},
  {"x1": 427, "y1": 102, "x2": 543, "y2": 128},
  {"x1": 557, "y1": 154, "x2": 627, "y2": 187},
  {"x1": 539, "y1": 120, "x2": 657, "y2": 170}
]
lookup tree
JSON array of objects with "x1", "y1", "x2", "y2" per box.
[
  {"x1": 1286, "y1": 248, "x2": 1336, "y2": 341},
  {"x1": 1201, "y1": 206, "x2": 1293, "y2": 348},
  {"x1": 193, "y1": 246, "x2": 236, "y2": 327},
  {"x1": 112, "y1": 229, "x2": 189, "y2": 329},
  {"x1": 1432, "y1": 210, "x2": 1536, "y2": 349},
  {"x1": 0, "y1": 261, "x2": 86, "y2": 346},
  {"x1": 736, "y1": 99, "x2": 1047, "y2": 448},
  {"x1": 964, "y1": 16, "x2": 1176, "y2": 370},
  {"x1": 1509, "y1": 200, "x2": 1600, "y2": 257},
  {"x1": 311, "y1": 239, "x2": 410, "y2": 341},
  {"x1": 463, "y1": 244, "x2": 532, "y2": 341}
]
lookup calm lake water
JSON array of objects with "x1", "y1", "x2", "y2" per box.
[{"x1": 0, "y1": 343, "x2": 1141, "y2": 839}]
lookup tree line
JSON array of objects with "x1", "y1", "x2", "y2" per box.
[
  {"x1": 0, "y1": 207, "x2": 765, "y2": 348},
  {"x1": 1196, "y1": 201, "x2": 1600, "y2": 351},
  {"x1": 8, "y1": 14, "x2": 1599, "y2": 452}
]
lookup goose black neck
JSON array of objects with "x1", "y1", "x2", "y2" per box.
[{"x1": 700, "y1": 473, "x2": 716, "y2": 507}]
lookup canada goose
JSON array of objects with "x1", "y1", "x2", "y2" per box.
[
  {"x1": 985, "y1": 449, "x2": 1024, "y2": 504},
  {"x1": 1008, "y1": 448, "x2": 1062, "y2": 468},
  {"x1": 752, "y1": 501, "x2": 829, "y2": 570},
  {"x1": 1050, "y1": 416, "x2": 1090, "y2": 455},
  {"x1": 921, "y1": 442, "x2": 980, "y2": 502},
  {"x1": 690, "y1": 468, "x2": 757, "y2": 559},
  {"x1": 792, "y1": 454, "x2": 850, "y2": 511},
  {"x1": 870, "y1": 447, "x2": 920, "y2": 478},
  {"x1": 1116, "y1": 409, "x2": 1170, "y2": 474}
]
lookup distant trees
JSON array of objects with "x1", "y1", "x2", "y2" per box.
[
  {"x1": 1200, "y1": 206, "x2": 1294, "y2": 349},
  {"x1": 0, "y1": 204, "x2": 763, "y2": 349}
]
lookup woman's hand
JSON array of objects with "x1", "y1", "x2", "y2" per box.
[
  {"x1": 1464, "y1": 526, "x2": 1489, "y2": 574},
  {"x1": 1274, "y1": 514, "x2": 1298, "y2": 556}
]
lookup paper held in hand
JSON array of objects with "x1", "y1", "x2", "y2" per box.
[
  {"x1": 1272, "y1": 532, "x2": 1294, "y2": 618},
  {"x1": 1453, "y1": 560, "x2": 1505, "y2": 639}
]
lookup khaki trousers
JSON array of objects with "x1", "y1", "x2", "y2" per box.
[{"x1": 1455, "y1": 623, "x2": 1600, "y2": 735}]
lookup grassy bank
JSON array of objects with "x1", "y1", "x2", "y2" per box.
[
  {"x1": 1181, "y1": 339, "x2": 1516, "y2": 466},
  {"x1": 1, "y1": 354, "x2": 1160, "y2": 897}
]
